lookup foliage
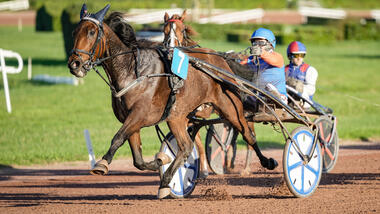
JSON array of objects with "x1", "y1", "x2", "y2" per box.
[
  {"x1": 190, "y1": 23, "x2": 343, "y2": 45},
  {"x1": 344, "y1": 22, "x2": 380, "y2": 40},
  {"x1": 320, "y1": 0, "x2": 380, "y2": 9}
]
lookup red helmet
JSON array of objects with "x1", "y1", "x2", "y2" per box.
[{"x1": 287, "y1": 41, "x2": 307, "y2": 59}]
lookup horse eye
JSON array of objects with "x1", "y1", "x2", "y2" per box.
[{"x1": 89, "y1": 30, "x2": 95, "y2": 36}]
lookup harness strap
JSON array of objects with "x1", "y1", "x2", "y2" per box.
[{"x1": 155, "y1": 47, "x2": 178, "y2": 122}]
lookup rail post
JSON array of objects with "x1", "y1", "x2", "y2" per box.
[{"x1": 0, "y1": 48, "x2": 23, "y2": 113}]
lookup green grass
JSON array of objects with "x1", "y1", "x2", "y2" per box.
[{"x1": 0, "y1": 26, "x2": 380, "y2": 166}]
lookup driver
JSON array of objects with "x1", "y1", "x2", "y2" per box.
[
  {"x1": 285, "y1": 41, "x2": 318, "y2": 109},
  {"x1": 240, "y1": 28, "x2": 288, "y2": 107}
]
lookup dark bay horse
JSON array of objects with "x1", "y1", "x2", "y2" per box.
[
  {"x1": 68, "y1": 4, "x2": 276, "y2": 199},
  {"x1": 163, "y1": 10, "x2": 260, "y2": 175}
]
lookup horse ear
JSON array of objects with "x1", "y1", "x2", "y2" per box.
[
  {"x1": 180, "y1": 9, "x2": 187, "y2": 21},
  {"x1": 164, "y1": 12, "x2": 169, "y2": 22},
  {"x1": 94, "y1": 4, "x2": 111, "y2": 24},
  {"x1": 80, "y1": 4, "x2": 88, "y2": 19}
]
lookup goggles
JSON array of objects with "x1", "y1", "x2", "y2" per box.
[
  {"x1": 291, "y1": 53, "x2": 305, "y2": 58},
  {"x1": 250, "y1": 40, "x2": 268, "y2": 46}
]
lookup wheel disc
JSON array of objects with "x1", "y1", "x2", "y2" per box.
[
  {"x1": 205, "y1": 123, "x2": 237, "y2": 174},
  {"x1": 315, "y1": 116, "x2": 339, "y2": 173},
  {"x1": 159, "y1": 132, "x2": 199, "y2": 198},
  {"x1": 283, "y1": 126, "x2": 322, "y2": 198}
]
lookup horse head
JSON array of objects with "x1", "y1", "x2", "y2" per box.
[
  {"x1": 68, "y1": 4, "x2": 110, "y2": 78},
  {"x1": 163, "y1": 10, "x2": 188, "y2": 47}
]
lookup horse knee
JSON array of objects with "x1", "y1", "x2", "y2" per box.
[{"x1": 133, "y1": 159, "x2": 145, "y2": 170}]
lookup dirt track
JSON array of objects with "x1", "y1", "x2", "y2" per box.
[{"x1": 0, "y1": 141, "x2": 379, "y2": 213}]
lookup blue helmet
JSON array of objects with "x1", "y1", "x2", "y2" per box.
[{"x1": 250, "y1": 28, "x2": 276, "y2": 49}]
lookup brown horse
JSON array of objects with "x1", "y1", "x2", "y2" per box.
[
  {"x1": 68, "y1": 4, "x2": 276, "y2": 199},
  {"x1": 163, "y1": 10, "x2": 258, "y2": 175}
]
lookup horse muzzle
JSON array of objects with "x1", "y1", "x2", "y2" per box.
[{"x1": 68, "y1": 58, "x2": 88, "y2": 78}]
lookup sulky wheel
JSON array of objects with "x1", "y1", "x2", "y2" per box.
[
  {"x1": 283, "y1": 126, "x2": 322, "y2": 198},
  {"x1": 205, "y1": 123, "x2": 237, "y2": 175},
  {"x1": 314, "y1": 115, "x2": 339, "y2": 173},
  {"x1": 159, "y1": 131, "x2": 199, "y2": 198}
]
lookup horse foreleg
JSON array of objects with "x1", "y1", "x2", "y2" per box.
[
  {"x1": 91, "y1": 118, "x2": 163, "y2": 175},
  {"x1": 158, "y1": 119, "x2": 194, "y2": 199},
  {"x1": 90, "y1": 124, "x2": 129, "y2": 175},
  {"x1": 195, "y1": 132, "x2": 208, "y2": 179}
]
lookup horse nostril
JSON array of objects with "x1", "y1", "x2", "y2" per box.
[{"x1": 70, "y1": 60, "x2": 81, "y2": 70}]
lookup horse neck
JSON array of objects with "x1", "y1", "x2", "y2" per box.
[{"x1": 102, "y1": 25, "x2": 136, "y2": 89}]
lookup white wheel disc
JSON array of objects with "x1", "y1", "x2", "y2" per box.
[
  {"x1": 283, "y1": 126, "x2": 322, "y2": 198},
  {"x1": 160, "y1": 133, "x2": 199, "y2": 198}
]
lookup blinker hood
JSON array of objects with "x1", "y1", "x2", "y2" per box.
[{"x1": 80, "y1": 4, "x2": 110, "y2": 26}]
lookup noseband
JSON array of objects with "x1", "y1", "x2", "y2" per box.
[{"x1": 70, "y1": 17, "x2": 105, "y2": 71}]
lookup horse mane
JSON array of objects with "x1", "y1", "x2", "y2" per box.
[{"x1": 104, "y1": 12, "x2": 159, "y2": 49}]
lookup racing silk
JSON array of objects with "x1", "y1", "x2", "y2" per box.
[
  {"x1": 240, "y1": 50, "x2": 287, "y2": 97},
  {"x1": 285, "y1": 62, "x2": 318, "y2": 100}
]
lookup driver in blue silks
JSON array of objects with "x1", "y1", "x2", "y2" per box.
[{"x1": 240, "y1": 28, "x2": 288, "y2": 108}]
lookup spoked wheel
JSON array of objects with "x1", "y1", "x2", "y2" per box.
[
  {"x1": 315, "y1": 115, "x2": 339, "y2": 173},
  {"x1": 205, "y1": 123, "x2": 237, "y2": 175},
  {"x1": 159, "y1": 130, "x2": 199, "y2": 198},
  {"x1": 283, "y1": 126, "x2": 322, "y2": 198}
]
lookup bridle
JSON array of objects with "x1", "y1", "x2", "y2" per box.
[
  {"x1": 70, "y1": 17, "x2": 170, "y2": 99},
  {"x1": 164, "y1": 19, "x2": 186, "y2": 48},
  {"x1": 70, "y1": 17, "x2": 106, "y2": 71}
]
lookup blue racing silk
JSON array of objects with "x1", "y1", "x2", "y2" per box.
[
  {"x1": 285, "y1": 62, "x2": 310, "y2": 83},
  {"x1": 242, "y1": 54, "x2": 287, "y2": 97}
]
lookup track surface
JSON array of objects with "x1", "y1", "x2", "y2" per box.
[{"x1": 0, "y1": 141, "x2": 379, "y2": 213}]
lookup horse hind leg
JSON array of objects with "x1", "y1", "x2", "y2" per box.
[
  {"x1": 195, "y1": 132, "x2": 208, "y2": 179},
  {"x1": 214, "y1": 93, "x2": 278, "y2": 171},
  {"x1": 240, "y1": 122, "x2": 255, "y2": 176}
]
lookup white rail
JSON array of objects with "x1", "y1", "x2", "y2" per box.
[
  {"x1": 0, "y1": 49, "x2": 23, "y2": 113},
  {"x1": 128, "y1": 8, "x2": 184, "y2": 24},
  {"x1": 0, "y1": 0, "x2": 29, "y2": 11},
  {"x1": 198, "y1": 8, "x2": 264, "y2": 24},
  {"x1": 299, "y1": 6, "x2": 346, "y2": 19},
  {"x1": 371, "y1": 10, "x2": 380, "y2": 23}
]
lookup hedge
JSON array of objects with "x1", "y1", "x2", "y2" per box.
[
  {"x1": 189, "y1": 23, "x2": 344, "y2": 45},
  {"x1": 35, "y1": 2, "x2": 380, "y2": 47}
]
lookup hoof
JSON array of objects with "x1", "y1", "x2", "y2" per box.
[
  {"x1": 90, "y1": 159, "x2": 109, "y2": 175},
  {"x1": 240, "y1": 168, "x2": 251, "y2": 176},
  {"x1": 157, "y1": 187, "x2": 171, "y2": 199},
  {"x1": 155, "y1": 152, "x2": 172, "y2": 166},
  {"x1": 198, "y1": 170, "x2": 209, "y2": 179},
  {"x1": 225, "y1": 167, "x2": 235, "y2": 174},
  {"x1": 268, "y1": 158, "x2": 278, "y2": 170},
  {"x1": 263, "y1": 158, "x2": 278, "y2": 170}
]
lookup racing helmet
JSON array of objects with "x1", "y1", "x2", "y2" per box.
[
  {"x1": 250, "y1": 28, "x2": 276, "y2": 49},
  {"x1": 287, "y1": 41, "x2": 307, "y2": 59}
]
